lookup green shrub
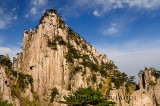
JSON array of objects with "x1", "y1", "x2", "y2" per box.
[
  {"x1": 59, "y1": 86, "x2": 115, "y2": 105},
  {"x1": 82, "y1": 44, "x2": 87, "y2": 50},
  {"x1": 105, "y1": 63, "x2": 118, "y2": 70},
  {"x1": 50, "y1": 87, "x2": 59, "y2": 102},
  {"x1": 65, "y1": 44, "x2": 80, "y2": 63},
  {"x1": 149, "y1": 81, "x2": 157, "y2": 86},
  {"x1": 150, "y1": 67, "x2": 160, "y2": 78},
  {"x1": 92, "y1": 74, "x2": 97, "y2": 82},
  {"x1": 82, "y1": 70, "x2": 86, "y2": 76},
  {"x1": 67, "y1": 83, "x2": 71, "y2": 91},
  {"x1": 74, "y1": 66, "x2": 82, "y2": 73},
  {"x1": 100, "y1": 69, "x2": 107, "y2": 77},
  {"x1": 17, "y1": 73, "x2": 34, "y2": 91},
  {"x1": 47, "y1": 40, "x2": 57, "y2": 50},
  {"x1": 58, "y1": 18, "x2": 65, "y2": 29},
  {"x1": 0, "y1": 55, "x2": 12, "y2": 69},
  {"x1": 125, "y1": 83, "x2": 130, "y2": 93},
  {"x1": 81, "y1": 54, "x2": 90, "y2": 61},
  {"x1": 90, "y1": 63, "x2": 99, "y2": 72},
  {"x1": 0, "y1": 98, "x2": 12, "y2": 106},
  {"x1": 99, "y1": 83, "x2": 103, "y2": 89},
  {"x1": 58, "y1": 39, "x2": 66, "y2": 45}
]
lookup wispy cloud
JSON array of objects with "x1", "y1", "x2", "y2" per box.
[
  {"x1": 0, "y1": 46, "x2": 21, "y2": 61},
  {"x1": 68, "y1": 0, "x2": 160, "y2": 17},
  {"x1": 31, "y1": 7, "x2": 37, "y2": 14},
  {"x1": 93, "y1": 10, "x2": 100, "y2": 17},
  {"x1": 100, "y1": 16, "x2": 135, "y2": 36},
  {"x1": 0, "y1": 7, "x2": 17, "y2": 29},
  {"x1": 29, "y1": 0, "x2": 48, "y2": 16},
  {"x1": 102, "y1": 23, "x2": 119, "y2": 35},
  {"x1": 96, "y1": 38, "x2": 160, "y2": 82}
]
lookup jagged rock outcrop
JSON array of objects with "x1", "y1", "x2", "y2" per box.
[
  {"x1": 1, "y1": 9, "x2": 160, "y2": 106},
  {"x1": 0, "y1": 65, "x2": 13, "y2": 104},
  {"x1": 13, "y1": 9, "x2": 112, "y2": 105},
  {"x1": 131, "y1": 66, "x2": 160, "y2": 105}
]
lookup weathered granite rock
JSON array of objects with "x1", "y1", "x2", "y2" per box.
[
  {"x1": 13, "y1": 10, "x2": 109, "y2": 104},
  {"x1": 0, "y1": 65, "x2": 13, "y2": 104}
]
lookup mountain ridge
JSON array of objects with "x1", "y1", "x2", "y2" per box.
[{"x1": 0, "y1": 9, "x2": 160, "y2": 106}]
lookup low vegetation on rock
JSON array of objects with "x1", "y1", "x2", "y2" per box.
[{"x1": 59, "y1": 86, "x2": 115, "y2": 106}]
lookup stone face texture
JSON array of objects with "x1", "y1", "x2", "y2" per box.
[
  {"x1": 0, "y1": 65, "x2": 13, "y2": 103},
  {"x1": 130, "y1": 89, "x2": 156, "y2": 106},
  {"x1": 7, "y1": 10, "x2": 160, "y2": 106},
  {"x1": 13, "y1": 11, "x2": 108, "y2": 99}
]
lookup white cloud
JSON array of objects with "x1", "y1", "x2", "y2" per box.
[
  {"x1": 13, "y1": 15, "x2": 18, "y2": 20},
  {"x1": 31, "y1": 0, "x2": 47, "y2": 6},
  {"x1": 0, "y1": 7, "x2": 17, "y2": 29},
  {"x1": 29, "y1": 0, "x2": 48, "y2": 16},
  {"x1": 93, "y1": 10, "x2": 100, "y2": 16},
  {"x1": 31, "y1": 7, "x2": 37, "y2": 14},
  {"x1": 0, "y1": 20, "x2": 6, "y2": 29},
  {"x1": 103, "y1": 27, "x2": 118, "y2": 35},
  {"x1": 102, "y1": 23, "x2": 120, "y2": 35},
  {"x1": 70, "y1": 0, "x2": 160, "y2": 16},
  {"x1": 25, "y1": 14, "x2": 29, "y2": 18},
  {"x1": 96, "y1": 39, "x2": 160, "y2": 82},
  {"x1": 0, "y1": 46, "x2": 21, "y2": 61}
]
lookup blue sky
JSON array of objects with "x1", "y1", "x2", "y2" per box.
[{"x1": 0, "y1": 0, "x2": 160, "y2": 81}]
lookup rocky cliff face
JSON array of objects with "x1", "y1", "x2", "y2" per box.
[
  {"x1": 0, "y1": 65, "x2": 13, "y2": 104},
  {"x1": 1, "y1": 9, "x2": 160, "y2": 106},
  {"x1": 131, "y1": 66, "x2": 160, "y2": 106},
  {"x1": 13, "y1": 9, "x2": 112, "y2": 103}
]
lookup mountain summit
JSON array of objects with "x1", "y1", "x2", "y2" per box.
[{"x1": 0, "y1": 9, "x2": 160, "y2": 106}]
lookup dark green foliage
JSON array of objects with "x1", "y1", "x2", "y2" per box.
[
  {"x1": 90, "y1": 63, "x2": 98, "y2": 72},
  {"x1": 0, "y1": 98, "x2": 12, "y2": 106},
  {"x1": 105, "y1": 62, "x2": 118, "y2": 70},
  {"x1": 11, "y1": 70, "x2": 17, "y2": 78},
  {"x1": 80, "y1": 61, "x2": 90, "y2": 67},
  {"x1": 125, "y1": 83, "x2": 130, "y2": 93},
  {"x1": 67, "y1": 28, "x2": 82, "y2": 45},
  {"x1": 50, "y1": 87, "x2": 59, "y2": 102},
  {"x1": 59, "y1": 86, "x2": 115, "y2": 106},
  {"x1": 121, "y1": 72, "x2": 128, "y2": 82},
  {"x1": 58, "y1": 39, "x2": 66, "y2": 45},
  {"x1": 99, "y1": 83, "x2": 103, "y2": 89},
  {"x1": 74, "y1": 66, "x2": 82, "y2": 73},
  {"x1": 58, "y1": 18, "x2": 65, "y2": 29},
  {"x1": 150, "y1": 67, "x2": 160, "y2": 78},
  {"x1": 136, "y1": 84, "x2": 140, "y2": 90},
  {"x1": 54, "y1": 35, "x2": 66, "y2": 46},
  {"x1": 128, "y1": 76, "x2": 136, "y2": 84},
  {"x1": 17, "y1": 73, "x2": 33, "y2": 91},
  {"x1": 106, "y1": 84, "x2": 112, "y2": 96},
  {"x1": 65, "y1": 44, "x2": 80, "y2": 63},
  {"x1": 82, "y1": 70, "x2": 86, "y2": 76},
  {"x1": 67, "y1": 28, "x2": 75, "y2": 39},
  {"x1": 92, "y1": 74, "x2": 97, "y2": 82},
  {"x1": 110, "y1": 70, "x2": 136, "y2": 89},
  {"x1": 67, "y1": 83, "x2": 71, "y2": 91},
  {"x1": 81, "y1": 54, "x2": 90, "y2": 61},
  {"x1": 0, "y1": 55, "x2": 12, "y2": 69},
  {"x1": 82, "y1": 44, "x2": 87, "y2": 50},
  {"x1": 46, "y1": 9, "x2": 57, "y2": 14},
  {"x1": 39, "y1": 9, "x2": 57, "y2": 24},
  {"x1": 93, "y1": 56, "x2": 98, "y2": 64},
  {"x1": 47, "y1": 40, "x2": 57, "y2": 50},
  {"x1": 149, "y1": 81, "x2": 157, "y2": 86},
  {"x1": 100, "y1": 69, "x2": 107, "y2": 77}
]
